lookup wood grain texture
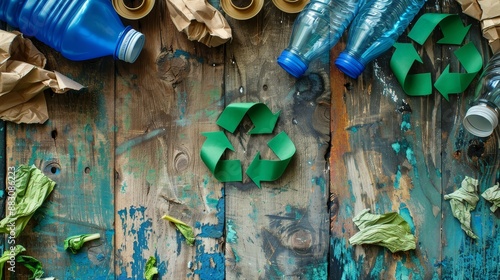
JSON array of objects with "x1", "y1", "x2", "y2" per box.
[
  {"x1": 113, "y1": 1, "x2": 225, "y2": 278},
  {"x1": 1, "y1": 0, "x2": 498, "y2": 278},
  {"x1": 329, "y1": 0, "x2": 499, "y2": 279},
  {"x1": 223, "y1": 3, "x2": 330, "y2": 279},
  {"x1": 5, "y1": 47, "x2": 116, "y2": 277}
]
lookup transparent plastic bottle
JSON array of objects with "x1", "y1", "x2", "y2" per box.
[
  {"x1": 463, "y1": 53, "x2": 500, "y2": 137},
  {"x1": 335, "y1": 0, "x2": 426, "y2": 79},
  {"x1": 0, "y1": 0, "x2": 145, "y2": 63},
  {"x1": 277, "y1": 0, "x2": 365, "y2": 78}
]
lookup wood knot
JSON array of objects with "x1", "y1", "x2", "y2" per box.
[
  {"x1": 174, "y1": 149, "x2": 190, "y2": 172},
  {"x1": 289, "y1": 229, "x2": 312, "y2": 251},
  {"x1": 156, "y1": 50, "x2": 190, "y2": 84}
]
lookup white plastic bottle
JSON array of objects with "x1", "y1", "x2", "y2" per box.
[{"x1": 463, "y1": 53, "x2": 500, "y2": 137}]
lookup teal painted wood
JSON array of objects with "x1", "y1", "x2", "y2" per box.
[
  {"x1": 5, "y1": 55, "x2": 116, "y2": 278},
  {"x1": 328, "y1": 0, "x2": 495, "y2": 278}
]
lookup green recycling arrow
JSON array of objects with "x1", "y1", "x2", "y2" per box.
[
  {"x1": 434, "y1": 42, "x2": 483, "y2": 100},
  {"x1": 408, "y1": 14, "x2": 471, "y2": 45},
  {"x1": 200, "y1": 131, "x2": 242, "y2": 182},
  {"x1": 216, "y1": 103, "x2": 281, "y2": 134},
  {"x1": 201, "y1": 102, "x2": 295, "y2": 187},
  {"x1": 391, "y1": 43, "x2": 432, "y2": 96},
  {"x1": 391, "y1": 13, "x2": 483, "y2": 100},
  {"x1": 246, "y1": 131, "x2": 296, "y2": 188}
]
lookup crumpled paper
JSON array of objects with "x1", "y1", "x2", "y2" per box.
[
  {"x1": 455, "y1": 0, "x2": 500, "y2": 54},
  {"x1": 444, "y1": 176, "x2": 479, "y2": 239},
  {"x1": 349, "y1": 209, "x2": 416, "y2": 253},
  {"x1": 165, "y1": 0, "x2": 232, "y2": 47},
  {"x1": 481, "y1": 183, "x2": 500, "y2": 212},
  {"x1": 0, "y1": 29, "x2": 83, "y2": 124}
]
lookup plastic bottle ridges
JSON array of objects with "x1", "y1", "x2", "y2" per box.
[
  {"x1": 277, "y1": 0, "x2": 365, "y2": 78},
  {"x1": 335, "y1": 0, "x2": 426, "y2": 78},
  {"x1": 0, "y1": 0, "x2": 145, "y2": 63}
]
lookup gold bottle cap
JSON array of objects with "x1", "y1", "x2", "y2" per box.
[
  {"x1": 272, "y1": 0, "x2": 309, "y2": 13},
  {"x1": 221, "y1": 0, "x2": 264, "y2": 20},
  {"x1": 112, "y1": 0, "x2": 156, "y2": 20}
]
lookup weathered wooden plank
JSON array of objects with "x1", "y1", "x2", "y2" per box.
[
  {"x1": 441, "y1": 3, "x2": 500, "y2": 279},
  {"x1": 5, "y1": 44, "x2": 116, "y2": 278},
  {"x1": 223, "y1": 4, "x2": 330, "y2": 279},
  {"x1": 328, "y1": 0, "x2": 477, "y2": 278},
  {"x1": 113, "y1": 1, "x2": 225, "y2": 278}
]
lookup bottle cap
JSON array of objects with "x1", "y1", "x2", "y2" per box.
[
  {"x1": 112, "y1": 0, "x2": 156, "y2": 20},
  {"x1": 118, "y1": 28, "x2": 146, "y2": 63},
  {"x1": 221, "y1": 0, "x2": 264, "y2": 20},
  {"x1": 463, "y1": 104, "x2": 499, "y2": 137},
  {"x1": 272, "y1": 0, "x2": 309, "y2": 13},
  {"x1": 335, "y1": 52, "x2": 365, "y2": 79},
  {"x1": 277, "y1": 50, "x2": 307, "y2": 78}
]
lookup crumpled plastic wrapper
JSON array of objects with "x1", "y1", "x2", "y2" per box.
[
  {"x1": 444, "y1": 176, "x2": 479, "y2": 239},
  {"x1": 165, "y1": 0, "x2": 232, "y2": 47},
  {"x1": 455, "y1": 0, "x2": 500, "y2": 54},
  {"x1": 0, "y1": 29, "x2": 83, "y2": 124}
]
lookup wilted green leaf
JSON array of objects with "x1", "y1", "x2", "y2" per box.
[
  {"x1": 0, "y1": 165, "x2": 56, "y2": 237},
  {"x1": 16, "y1": 254, "x2": 44, "y2": 280},
  {"x1": 162, "y1": 215, "x2": 195, "y2": 245},
  {"x1": 64, "y1": 233, "x2": 101, "y2": 254},
  {"x1": 444, "y1": 176, "x2": 479, "y2": 239},
  {"x1": 349, "y1": 209, "x2": 416, "y2": 253},
  {"x1": 144, "y1": 256, "x2": 159, "y2": 280},
  {"x1": 482, "y1": 184, "x2": 500, "y2": 212}
]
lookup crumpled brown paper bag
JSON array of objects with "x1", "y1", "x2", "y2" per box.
[
  {"x1": 0, "y1": 30, "x2": 83, "y2": 124},
  {"x1": 166, "y1": 0, "x2": 232, "y2": 47},
  {"x1": 455, "y1": 0, "x2": 500, "y2": 54}
]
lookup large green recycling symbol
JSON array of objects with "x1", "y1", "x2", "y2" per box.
[
  {"x1": 200, "y1": 103, "x2": 296, "y2": 188},
  {"x1": 390, "y1": 13, "x2": 483, "y2": 100}
]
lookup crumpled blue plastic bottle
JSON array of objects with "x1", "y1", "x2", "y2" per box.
[
  {"x1": 0, "y1": 0, "x2": 145, "y2": 63},
  {"x1": 335, "y1": 0, "x2": 426, "y2": 79},
  {"x1": 277, "y1": 0, "x2": 366, "y2": 78}
]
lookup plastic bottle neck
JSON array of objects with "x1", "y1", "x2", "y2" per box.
[
  {"x1": 116, "y1": 26, "x2": 145, "y2": 63},
  {"x1": 463, "y1": 101, "x2": 499, "y2": 137}
]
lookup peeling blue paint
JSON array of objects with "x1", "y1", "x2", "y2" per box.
[
  {"x1": 117, "y1": 205, "x2": 153, "y2": 278},
  {"x1": 227, "y1": 219, "x2": 238, "y2": 244},
  {"x1": 197, "y1": 189, "x2": 224, "y2": 238},
  {"x1": 394, "y1": 165, "x2": 402, "y2": 189},
  {"x1": 194, "y1": 244, "x2": 224, "y2": 279},
  {"x1": 392, "y1": 142, "x2": 401, "y2": 154},
  {"x1": 399, "y1": 203, "x2": 415, "y2": 234}
]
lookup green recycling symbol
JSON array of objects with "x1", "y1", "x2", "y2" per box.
[
  {"x1": 200, "y1": 103, "x2": 296, "y2": 188},
  {"x1": 390, "y1": 13, "x2": 483, "y2": 100}
]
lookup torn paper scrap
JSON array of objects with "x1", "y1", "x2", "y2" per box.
[
  {"x1": 349, "y1": 208, "x2": 416, "y2": 253},
  {"x1": 481, "y1": 183, "x2": 500, "y2": 212},
  {"x1": 0, "y1": 29, "x2": 83, "y2": 124},
  {"x1": 455, "y1": 0, "x2": 500, "y2": 53},
  {"x1": 165, "y1": 0, "x2": 232, "y2": 47},
  {"x1": 444, "y1": 176, "x2": 479, "y2": 239}
]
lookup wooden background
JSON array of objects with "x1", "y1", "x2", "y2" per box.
[{"x1": 1, "y1": 0, "x2": 499, "y2": 279}]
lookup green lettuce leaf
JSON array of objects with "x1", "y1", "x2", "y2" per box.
[
  {"x1": 144, "y1": 256, "x2": 159, "y2": 280},
  {"x1": 0, "y1": 165, "x2": 56, "y2": 237},
  {"x1": 349, "y1": 209, "x2": 416, "y2": 253},
  {"x1": 162, "y1": 215, "x2": 195, "y2": 245},
  {"x1": 64, "y1": 233, "x2": 101, "y2": 254},
  {"x1": 16, "y1": 255, "x2": 44, "y2": 280},
  {"x1": 444, "y1": 176, "x2": 479, "y2": 239},
  {"x1": 481, "y1": 183, "x2": 500, "y2": 212}
]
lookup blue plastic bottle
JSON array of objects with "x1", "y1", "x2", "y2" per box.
[
  {"x1": 277, "y1": 0, "x2": 365, "y2": 78},
  {"x1": 0, "y1": 0, "x2": 145, "y2": 63},
  {"x1": 335, "y1": 0, "x2": 426, "y2": 78}
]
